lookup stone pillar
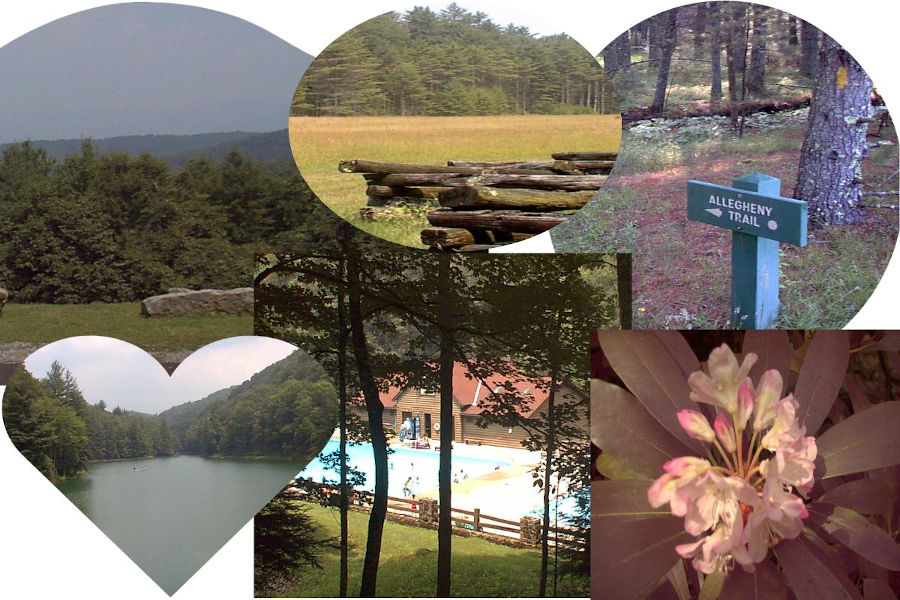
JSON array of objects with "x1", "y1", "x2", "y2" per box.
[
  {"x1": 520, "y1": 516, "x2": 542, "y2": 546},
  {"x1": 419, "y1": 498, "x2": 438, "y2": 524}
]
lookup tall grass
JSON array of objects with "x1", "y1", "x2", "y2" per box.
[{"x1": 290, "y1": 114, "x2": 622, "y2": 247}]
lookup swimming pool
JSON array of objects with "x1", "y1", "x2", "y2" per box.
[{"x1": 298, "y1": 439, "x2": 512, "y2": 498}]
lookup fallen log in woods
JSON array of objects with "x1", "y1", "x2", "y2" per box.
[
  {"x1": 370, "y1": 173, "x2": 606, "y2": 190},
  {"x1": 341, "y1": 159, "x2": 553, "y2": 176},
  {"x1": 438, "y1": 186, "x2": 594, "y2": 210},
  {"x1": 446, "y1": 160, "x2": 554, "y2": 169},
  {"x1": 427, "y1": 209, "x2": 566, "y2": 234},
  {"x1": 551, "y1": 152, "x2": 619, "y2": 161}
]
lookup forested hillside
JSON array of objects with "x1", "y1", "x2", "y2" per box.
[
  {"x1": 3, "y1": 363, "x2": 179, "y2": 482},
  {"x1": 4, "y1": 351, "x2": 338, "y2": 482},
  {"x1": 0, "y1": 141, "x2": 322, "y2": 303},
  {"x1": 292, "y1": 4, "x2": 617, "y2": 117},
  {"x1": 0, "y1": 130, "x2": 292, "y2": 168},
  {"x1": 172, "y1": 351, "x2": 338, "y2": 460}
]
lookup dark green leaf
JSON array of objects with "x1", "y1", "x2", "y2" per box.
[
  {"x1": 592, "y1": 516, "x2": 692, "y2": 600},
  {"x1": 775, "y1": 532, "x2": 862, "y2": 600},
  {"x1": 654, "y1": 331, "x2": 701, "y2": 380},
  {"x1": 591, "y1": 379, "x2": 695, "y2": 479},
  {"x1": 817, "y1": 401, "x2": 900, "y2": 478},
  {"x1": 794, "y1": 331, "x2": 849, "y2": 434},
  {"x1": 743, "y1": 330, "x2": 792, "y2": 389},
  {"x1": 594, "y1": 451, "x2": 651, "y2": 481},
  {"x1": 698, "y1": 570, "x2": 725, "y2": 600},
  {"x1": 592, "y1": 480, "x2": 672, "y2": 522},
  {"x1": 720, "y1": 558, "x2": 787, "y2": 600},
  {"x1": 819, "y1": 479, "x2": 893, "y2": 515},
  {"x1": 807, "y1": 503, "x2": 900, "y2": 571},
  {"x1": 666, "y1": 560, "x2": 690, "y2": 600},
  {"x1": 596, "y1": 331, "x2": 704, "y2": 454}
]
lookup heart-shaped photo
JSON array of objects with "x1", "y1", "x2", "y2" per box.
[{"x1": 1, "y1": 336, "x2": 338, "y2": 595}]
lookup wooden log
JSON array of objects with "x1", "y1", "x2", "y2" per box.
[
  {"x1": 465, "y1": 174, "x2": 606, "y2": 190},
  {"x1": 427, "y1": 209, "x2": 567, "y2": 234},
  {"x1": 446, "y1": 160, "x2": 554, "y2": 169},
  {"x1": 371, "y1": 173, "x2": 606, "y2": 190},
  {"x1": 438, "y1": 186, "x2": 594, "y2": 210},
  {"x1": 366, "y1": 185, "x2": 451, "y2": 199},
  {"x1": 420, "y1": 227, "x2": 476, "y2": 247},
  {"x1": 551, "y1": 152, "x2": 618, "y2": 161},
  {"x1": 551, "y1": 159, "x2": 615, "y2": 173},
  {"x1": 340, "y1": 159, "x2": 553, "y2": 176}
]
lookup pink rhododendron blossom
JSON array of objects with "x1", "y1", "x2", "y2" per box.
[
  {"x1": 647, "y1": 344, "x2": 817, "y2": 576},
  {"x1": 677, "y1": 409, "x2": 716, "y2": 442},
  {"x1": 687, "y1": 344, "x2": 757, "y2": 413}
]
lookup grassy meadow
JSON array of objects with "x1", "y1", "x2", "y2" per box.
[
  {"x1": 289, "y1": 114, "x2": 622, "y2": 248},
  {"x1": 268, "y1": 501, "x2": 588, "y2": 598},
  {"x1": 0, "y1": 303, "x2": 251, "y2": 350}
]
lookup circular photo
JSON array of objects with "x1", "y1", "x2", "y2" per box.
[
  {"x1": 553, "y1": 2, "x2": 898, "y2": 329},
  {"x1": 289, "y1": 3, "x2": 622, "y2": 250}
]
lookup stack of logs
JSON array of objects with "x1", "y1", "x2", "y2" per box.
[{"x1": 340, "y1": 152, "x2": 617, "y2": 251}]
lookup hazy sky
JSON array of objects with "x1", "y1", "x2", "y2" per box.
[
  {"x1": 0, "y1": 3, "x2": 311, "y2": 143},
  {"x1": 23, "y1": 336, "x2": 298, "y2": 414}
]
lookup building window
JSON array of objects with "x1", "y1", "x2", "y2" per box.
[{"x1": 420, "y1": 386, "x2": 438, "y2": 395}]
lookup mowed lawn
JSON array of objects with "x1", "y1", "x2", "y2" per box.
[
  {"x1": 289, "y1": 114, "x2": 622, "y2": 247},
  {"x1": 0, "y1": 303, "x2": 251, "y2": 350},
  {"x1": 273, "y1": 501, "x2": 588, "y2": 598}
]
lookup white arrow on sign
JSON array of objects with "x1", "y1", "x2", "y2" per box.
[{"x1": 705, "y1": 208, "x2": 723, "y2": 217}]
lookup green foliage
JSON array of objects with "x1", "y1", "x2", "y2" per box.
[
  {"x1": 271, "y1": 501, "x2": 590, "y2": 597},
  {"x1": 0, "y1": 141, "x2": 322, "y2": 303},
  {"x1": 294, "y1": 6, "x2": 614, "y2": 117},
  {"x1": 254, "y1": 491, "x2": 326, "y2": 596},
  {"x1": 170, "y1": 351, "x2": 338, "y2": 462}
]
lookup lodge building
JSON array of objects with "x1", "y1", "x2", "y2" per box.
[{"x1": 371, "y1": 362, "x2": 585, "y2": 449}]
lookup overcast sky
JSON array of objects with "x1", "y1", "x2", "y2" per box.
[
  {"x1": 0, "y1": 3, "x2": 311, "y2": 143},
  {"x1": 22, "y1": 336, "x2": 298, "y2": 414}
]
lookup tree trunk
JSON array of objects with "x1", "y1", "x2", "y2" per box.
[
  {"x1": 602, "y1": 41, "x2": 619, "y2": 75},
  {"x1": 795, "y1": 36, "x2": 872, "y2": 227},
  {"x1": 538, "y1": 372, "x2": 559, "y2": 597},
  {"x1": 787, "y1": 15, "x2": 799, "y2": 46},
  {"x1": 346, "y1": 239, "x2": 388, "y2": 598},
  {"x1": 337, "y1": 256, "x2": 349, "y2": 598},
  {"x1": 374, "y1": 173, "x2": 606, "y2": 190},
  {"x1": 692, "y1": 3, "x2": 707, "y2": 60},
  {"x1": 650, "y1": 9, "x2": 679, "y2": 115},
  {"x1": 421, "y1": 227, "x2": 477, "y2": 247},
  {"x1": 616, "y1": 253, "x2": 633, "y2": 329},
  {"x1": 648, "y1": 14, "x2": 662, "y2": 68},
  {"x1": 616, "y1": 31, "x2": 631, "y2": 72},
  {"x1": 746, "y1": 6, "x2": 768, "y2": 97},
  {"x1": 709, "y1": 2, "x2": 722, "y2": 107},
  {"x1": 436, "y1": 253, "x2": 454, "y2": 597},
  {"x1": 800, "y1": 20, "x2": 820, "y2": 77}
]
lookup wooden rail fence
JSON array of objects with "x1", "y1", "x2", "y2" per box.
[
  {"x1": 341, "y1": 152, "x2": 617, "y2": 251},
  {"x1": 288, "y1": 478, "x2": 586, "y2": 550}
]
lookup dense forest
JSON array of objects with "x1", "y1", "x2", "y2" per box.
[
  {"x1": 291, "y1": 4, "x2": 618, "y2": 117},
  {"x1": 0, "y1": 140, "x2": 320, "y2": 303},
  {"x1": 3, "y1": 351, "x2": 338, "y2": 483}
]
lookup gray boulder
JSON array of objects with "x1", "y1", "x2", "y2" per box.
[{"x1": 141, "y1": 288, "x2": 253, "y2": 317}]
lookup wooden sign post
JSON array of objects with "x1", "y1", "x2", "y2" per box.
[{"x1": 687, "y1": 173, "x2": 808, "y2": 329}]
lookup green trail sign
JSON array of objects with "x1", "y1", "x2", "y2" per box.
[{"x1": 686, "y1": 173, "x2": 808, "y2": 329}]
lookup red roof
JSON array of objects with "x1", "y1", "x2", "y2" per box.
[{"x1": 376, "y1": 362, "x2": 552, "y2": 419}]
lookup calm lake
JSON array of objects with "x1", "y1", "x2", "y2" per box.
[{"x1": 57, "y1": 454, "x2": 300, "y2": 595}]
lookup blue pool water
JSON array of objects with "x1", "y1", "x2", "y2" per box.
[{"x1": 298, "y1": 439, "x2": 512, "y2": 498}]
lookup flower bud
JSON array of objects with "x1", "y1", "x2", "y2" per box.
[
  {"x1": 677, "y1": 409, "x2": 715, "y2": 443},
  {"x1": 753, "y1": 369, "x2": 784, "y2": 431},
  {"x1": 735, "y1": 380, "x2": 754, "y2": 429},
  {"x1": 714, "y1": 412, "x2": 736, "y2": 453}
]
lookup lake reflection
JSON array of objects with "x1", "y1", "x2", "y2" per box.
[{"x1": 58, "y1": 454, "x2": 299, "y2": 595}]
